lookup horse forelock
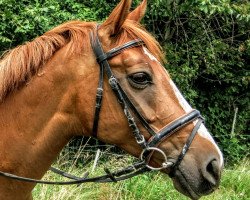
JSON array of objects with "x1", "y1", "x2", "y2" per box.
[
  {"x1": 119, "y1": 20, "x2": 165, "y2": 63},
  {"x1": 0, "y1": 20, "x2": 164, "y2": 102}
]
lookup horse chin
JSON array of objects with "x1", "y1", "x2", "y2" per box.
[{"x1": 170, "y1": 169, "x2": 202, "y2": 200}]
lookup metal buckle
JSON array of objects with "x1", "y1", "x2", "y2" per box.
[
  {"x1": 109, "y1": 77, "x2": 118, "y2": 89},
  {"x1": 140, "y1": 147, "x2": 173, "y2": 170},
  {"x1": 96, "y1": 88, "x2": 103, "y2": 96},
  {"x1": 136, "y1": 135, "x2": 146, "y2": 146}
]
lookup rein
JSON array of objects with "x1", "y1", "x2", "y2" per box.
[{"x1": 0, "y1": 26, "x2": 203, "y2": 185}]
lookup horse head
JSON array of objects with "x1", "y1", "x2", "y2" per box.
[{"x1": 75, "y1": 0, "x2": 223, "y2": 199}]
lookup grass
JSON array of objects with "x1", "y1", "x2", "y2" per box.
[{"x1": 32, "y1": 155, "x2": 250, "y2": 200}]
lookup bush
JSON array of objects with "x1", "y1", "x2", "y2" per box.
[
  {"x1": 0, "y1": 0, "x2": 98, "y2": 51},
  {"x1": 144, "y1": 0, "x2": 249, "y2": 164},
  {"x1": 0, "y1": 0, "x2": 249, "y2": 164}
]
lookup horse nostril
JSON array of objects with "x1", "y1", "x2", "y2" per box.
[{"x1": 203, "y1": 159, "x2": 221, "y2": 187}]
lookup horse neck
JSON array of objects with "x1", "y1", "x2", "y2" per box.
[{"x1": 0, "y1": 48, "x2": 91, "y2": 193}]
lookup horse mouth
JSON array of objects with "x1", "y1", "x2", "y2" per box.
[{"x1": 170, "y1": 169, "x2": 202, "y2": 200}]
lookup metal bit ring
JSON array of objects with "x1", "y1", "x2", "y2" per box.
[{"x1": 140, "y1": 147, "x2": 172, "y2": 170}]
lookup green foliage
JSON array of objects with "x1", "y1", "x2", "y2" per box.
[
  {"x1": 0, "y1": 0, "x2": 98, "y2": 51},
  {"x1": 0, "y1": 0, "x2": 249, "y2": 164},
  {"x1": 145, "y1": 0, "x2": 249, "y2": 164}
]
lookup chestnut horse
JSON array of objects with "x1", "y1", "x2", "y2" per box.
[{"x1": 0, "y1": 0, "x2": 223, "y2": 199}]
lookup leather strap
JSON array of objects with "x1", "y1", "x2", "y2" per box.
[
  {"x1": 147, "y1": 110, "x2": 201, "y2": 147},
  {"x1": 90, "y1": 31, "x2": 149, "y2": 147},
  {"x1": 92, "y1": 62, "x2": 104, "y2": 137},
  {"x1": 90, "y1": 26, "x2": 204, "y2": 173},
  {"x1": 169, "y1": 118, "x2": 204, "y2": 177},
  {"x1": 0, "y1": 161, "x2": 148, "y2": 185},
  {"x1": 96, "y1": 39, "x2": 144, "y2": 63}
]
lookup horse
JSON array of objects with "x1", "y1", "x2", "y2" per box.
[{"x1": 0, "y1": 0, "x2": 223, "y2": 199}]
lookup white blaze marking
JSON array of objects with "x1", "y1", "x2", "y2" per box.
[
  {"x1": 143, "y1": 47, "x2": 224, "y2": 167},
  {"x1": 143, "y1": 47, "x2": 159, "y2": 63},
  {"x1": 169, "y1": 80, "x2": 224, "y2": 167}
]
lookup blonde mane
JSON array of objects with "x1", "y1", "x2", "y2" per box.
[{"x1": 0, "y1": 20, "x2": 164, "y2": 101}]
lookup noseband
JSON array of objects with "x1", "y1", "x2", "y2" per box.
[
  {"x1": 90, "y1": 27, "x2": 204, "y2": 174},
  {"x1": 0, "y1": 26, "x2": 204, "y2": 184}
]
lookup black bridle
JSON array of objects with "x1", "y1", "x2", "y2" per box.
[
  {"x1": 0, "y1": 26, "x2": 203, "y2": 184},
  {"x1": 90, "y1": 28, "x2": 204, "y2": 172}
]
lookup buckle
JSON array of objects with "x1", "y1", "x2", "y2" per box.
[
  {"x1": 136, "y1": 135, "x2": 146, "y2": 146},
  {"x1": 108, "y1": 77, "x2": 117, "y2": 88},
  {"x1": 96, "y1": 88, "x2": 103, "y2": 96}
]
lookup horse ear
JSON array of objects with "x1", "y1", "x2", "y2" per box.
[
  {"x1": 127, "y1": 0, "x2": 147, "y2": 22},
  {"x1": 100, "y1": 0, "x2": 132, "y2": 36}
]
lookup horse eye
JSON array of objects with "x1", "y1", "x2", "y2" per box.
[{"x1": 128, "y1": 72, "x2": 152, "y2": 89}]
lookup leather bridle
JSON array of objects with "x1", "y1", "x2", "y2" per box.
[
  {"x1": 0, "y1": 26, "x2": 204, "y2": 184},
  {"x1": 90, "y1": 27, "x2": 204, "y2": 173}
]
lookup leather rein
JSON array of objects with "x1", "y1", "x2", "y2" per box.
[{"x1": 0, "y1": 27, "x2": 203, "y2": 184}]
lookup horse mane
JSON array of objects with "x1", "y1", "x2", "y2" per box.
[
  {"x1": 0, "y1": 20, "x2": 164, "y2": 101},
  {"x1": 0, "y1": 21, "x2": 96, "y2": 101}
]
